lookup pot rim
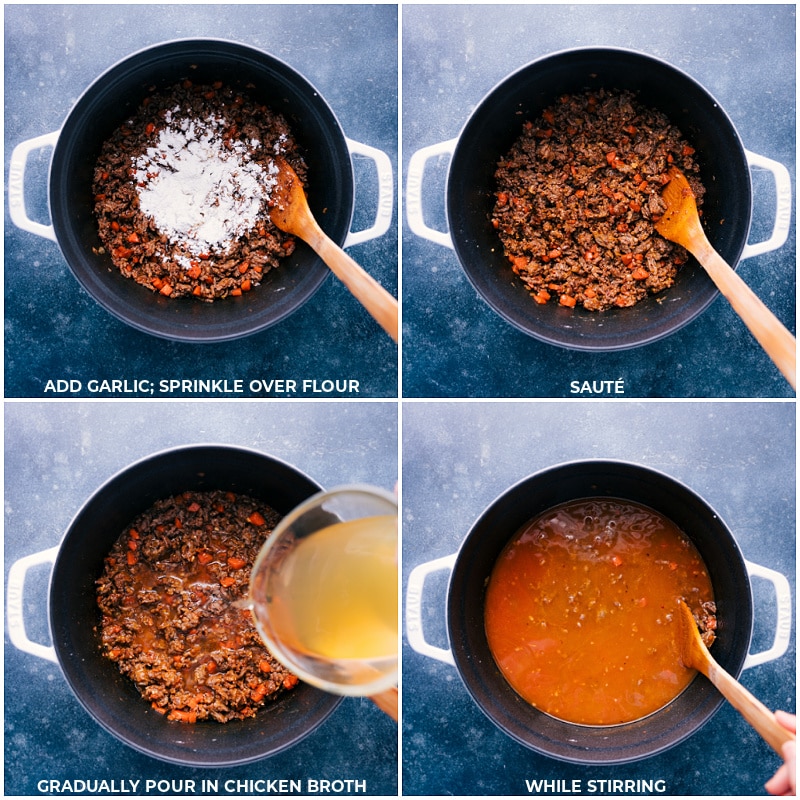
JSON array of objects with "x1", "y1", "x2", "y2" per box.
[
  {"x1": 445, "y1": 458, "x2": 754, "y2": 764},
  {"x1": 48, "y1": 443, "x2": 344, "y2": 766},
  {"x1": 446, "y1": 46, "x2": 753, "y2": 351}
]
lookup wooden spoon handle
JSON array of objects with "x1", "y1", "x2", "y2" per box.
[
  {"x1": 306, "y1": 227, "x2": 398, "y2": 343},
  {"x1": 708, "y1": 662, "x2": 795, "y2": 755},
  {"x1": 695, "y1": 240, "x2": 795, "y2": 389},
  {"x1": 370, "y1": 687, "x2": 398, "y2": 720}
]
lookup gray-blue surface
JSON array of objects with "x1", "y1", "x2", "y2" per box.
[
  {"x1": 402, "y1": 401, "x2": 795, "y2": 795},
  {"x1": 4, "y1": 402, "x2": 398, "y2": 795},
  {"x1": 402, "y1": 4, "x2": 796, "y2": 398},
  {"x1": 4, "y1": 4, "x2": 398, "y2": 399}
]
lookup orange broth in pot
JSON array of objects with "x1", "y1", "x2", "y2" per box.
[{"x1": 484, "y1": 498, "x2": 715, "y2": 726}]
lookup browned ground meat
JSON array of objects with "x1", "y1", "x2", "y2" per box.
[
  {"x1": 695, "y1": 599, "x2": 718, "y2": 648},
  {"x1": 96, "y1": 490, "x2": 298, "y2": 723},
  {"x1": 93, "y1": 81, "x2": 306, "y2": 301},
  {"x1": 492, "y1": 89, "x2": 705, "y2": 311}
]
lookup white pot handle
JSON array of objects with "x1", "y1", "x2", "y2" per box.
[
  {"x1": 741, "y1": 150, "x2": 792, "y2": 261},
  {"x1": 343, "y1": 138, "x2": 394, "y2": 248},
  {"x1": 405, "y1": 138, "x2": 457, "y2": 250},
  {"x1": 8, "y1": 130, "x2": 59, "y2": 242},
  {"x1": 6, "y1": 546, "x2": 59, "y2": 664},
  {"x1": 742, "y1": 559, "x2": 792, "y2": 670},
  {"x1": 405, "y1": 553, "x2": 456, "y2": 666}
]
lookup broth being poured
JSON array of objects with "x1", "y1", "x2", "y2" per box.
[{"x1": 484, "y1": 497, "x2": 716, "y2": 726}]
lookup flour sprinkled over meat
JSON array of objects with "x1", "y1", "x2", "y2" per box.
[{"x1": 93, "y1": 80, "x2": 305, "y2": 301}]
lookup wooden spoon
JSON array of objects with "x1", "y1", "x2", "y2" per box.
[
  {"x1": 268, "y1": 157, "x2": 398, "y2": 342},
  {"x1": 370, "y1": 687, "x2": 398, "y2": 721},
  {"x1": 676, "y1": 600, "x2": 795, "y2": 755},
  {"x1": 655, "y1": 167, "x2": 795, "y2": 389}
]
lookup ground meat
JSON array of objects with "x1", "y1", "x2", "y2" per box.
[
  {"x1": 96, "y1": 490, "x2": 299, "y2": 723},
  {"x1": 92, "y1": 81, "x2": 306, "y2": 301},
  {"x1": 694, "y1": 599, "x2": 718, "y2": 648},
  {"x1": 492, "y1": 89, "x2": 706, "y2": 311}
]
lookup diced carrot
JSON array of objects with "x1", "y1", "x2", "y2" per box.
[
  {"x1": 259, "y1": 659, "x2": 273, "y2": 674},
  {"x1": 159, "y1": 283, "x2": 173, "y2": 296},
  {"x1": 251, "y1": 685, "x2": 267, "y2": 703},
  {"x1": 219, "y1": 576, "x2": 236, "y2": 588},
  {"x1": 559, "y1": 294, "x2": 577, "y2": 308},
  {"x1": 197, "y1": 551, "x2": 213, "y2": 565},
  {"x1": 631, "y1": 267, "x2": 649, "y2": 281},
  {"x1": 247, "y1": 511, "x2": 266, "y2": 526},
  {"x1": 227, "y1": 557, "x2": 247, "y2": 570},
  {"x1": 168, "y1": 709, "x2": 197, "y2": 723}
]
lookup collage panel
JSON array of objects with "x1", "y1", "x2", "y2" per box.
[
  {"x1": 5, "y1": 3, "x2": 398, "y2": 400},
  {"x1": 402, "y1": 400, "x2": 795, "y2": 795},
  {"x1": 402, "y1": 4, "x2": 795, "y2": 398},
  {"x1": 4, "y1": 401, "x2": 398, "y2": 795}
]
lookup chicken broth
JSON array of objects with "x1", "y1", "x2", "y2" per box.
[{"x1": 484, "y1": 498, "x2": 716, "y2": 726}]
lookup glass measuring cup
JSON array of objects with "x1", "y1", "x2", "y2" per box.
[{"x1": 248, "y1": 485, "x2": 398, "y2": 710}]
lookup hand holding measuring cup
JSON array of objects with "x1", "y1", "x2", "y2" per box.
[{"x1": 248, "y1": 486, "x2": 398, "y2": 719}]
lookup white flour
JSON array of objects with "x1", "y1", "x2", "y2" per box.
[{"x1": 133, "y1": 110, "x2": 279, "y2": 263}]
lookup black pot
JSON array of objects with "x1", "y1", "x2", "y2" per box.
[
  {"x1": 24, "y1": 445, "x2": 342, "y2": 766},
  {"x1": 421, "y1": 47, "x2": 782, "y2": 351},
  {"x1": 408, "y1": 460, "x2": 765, "y2": 764},
  {"x1": 36, "y1": 40, "x2": 358, "y2": 342}
]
